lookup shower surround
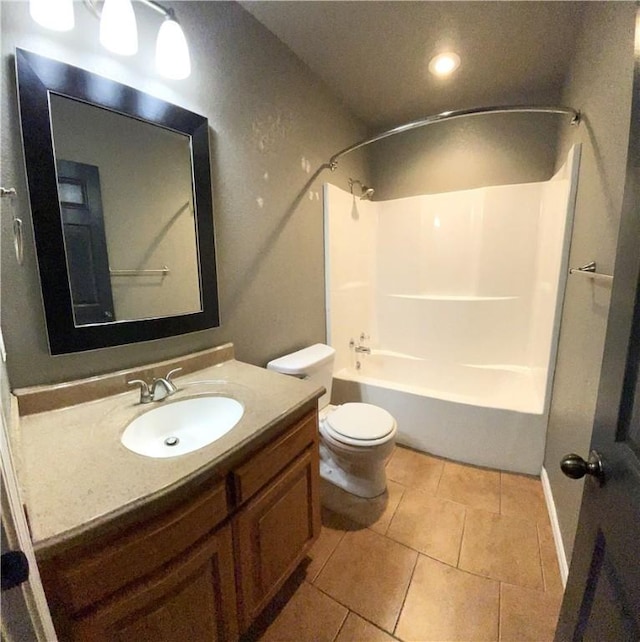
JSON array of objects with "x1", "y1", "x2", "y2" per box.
[{"x1": 324, "y1": 146, "x2": 580, "y2": 474}]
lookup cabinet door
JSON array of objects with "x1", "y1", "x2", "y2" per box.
[
  {"x1": 235, "y1": 447, "x2": 320, "y2": 630},
  {"x1": 73, "y1": 524, "x2": 238, "y2": 642},
  {"x1": 42, "y1": 481, "x2": 229, "y2": 615}
]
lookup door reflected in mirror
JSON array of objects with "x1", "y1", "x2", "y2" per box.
[{"x1": 49, "y1": 95, "x2": 201, "y2": 326}]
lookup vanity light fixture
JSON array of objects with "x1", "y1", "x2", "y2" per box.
[
  {"x1": 29, "y1": 0, "x2": 191, "y2": 80},
  {"x1": 100, "y1": 0, "x2": 138, "y2": 56},
  {"x1": 29, "y1": 0, "x2": 75, "y2": 32},
  {"x1": 428, "y1": 52, "x2": 461, "y2": 77},
  {"x1": 155, "y1": 9, "x2": 191, "y2": 80}
]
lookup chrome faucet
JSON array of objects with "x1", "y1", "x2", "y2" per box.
[
  {"x1": 151, "y1": 368, "x2": 182, "y2": 401},
  {"x1": 350, "y1": 333, "x2": 371, "y2": 355},
  {"x1": 128, "y1": 367, "x2": 182, "y2": 404}
]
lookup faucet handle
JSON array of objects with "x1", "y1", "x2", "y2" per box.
[
  {"x1": 360, "y1": 332, "x2": 370, "y2": 342},
  {"x1": 128, "y1": 379, "x2": 152, "y2": 404},
  {"x1": 166, "y1": 367, "x2": 182, "y2": 382}
]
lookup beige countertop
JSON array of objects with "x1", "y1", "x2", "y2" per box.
[{"x1": 14, "y1": 358, "x2": 321, "y2": 555}]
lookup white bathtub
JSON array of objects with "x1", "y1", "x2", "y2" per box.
[
  {"x1": 331, "y1": 351, "x2": 548, "y2": 475},
  {"x1": 324, "y1": 147, "x2": 580, "y2": 476}
]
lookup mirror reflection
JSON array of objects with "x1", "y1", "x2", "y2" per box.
[
  {"x1": 16, "y1": 48, "x2": 219, "y2": 355},
  {"x1": 49, "y1": 95, "x2": 201, "y2": 326}
]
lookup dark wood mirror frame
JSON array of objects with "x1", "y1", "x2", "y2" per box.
[{"x1": 15, "y1": 49, "x2": 220, "y2": 355}]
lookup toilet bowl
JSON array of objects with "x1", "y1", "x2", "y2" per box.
[
  {"x1": 319, "y1": 402, "x2": 396, "y2": 497},
  {"x1": 266, "y1": 344, "x2": 397, "y2": 498}
]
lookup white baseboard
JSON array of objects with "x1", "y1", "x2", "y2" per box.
[{"x1": 541, "y1": 466, "x2": 569, "y2": 586}]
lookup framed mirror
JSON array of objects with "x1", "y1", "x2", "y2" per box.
[{"x1": 15, "y1": 49, "x2": 219, "y2": 355}]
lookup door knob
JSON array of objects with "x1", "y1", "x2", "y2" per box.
[
  {"x1": 1, "y1": 550, "x2": 29, "y2": 591},
  {"x1": 560, "y1": 450, "x2": 605, "y2": 484}
]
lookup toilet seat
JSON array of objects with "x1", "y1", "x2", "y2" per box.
[{"x1": 323, "y1": 403, "x2": 396, "y2": 447}]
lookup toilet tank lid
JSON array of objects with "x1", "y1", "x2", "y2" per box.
[{"x1": 266, "y1": 343, "x2": 335, "y2": 375}]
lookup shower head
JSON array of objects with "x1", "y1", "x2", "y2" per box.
[{"x1": 348, "y1": 178, "x2": 375, "y2": 200}]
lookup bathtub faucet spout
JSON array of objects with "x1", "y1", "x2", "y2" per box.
[{"x1": 355, "y1": 345, "x2": 371, "y2": 354}]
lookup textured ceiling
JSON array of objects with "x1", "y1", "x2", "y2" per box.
[{"x1": 241, "y1": 1, "x2": 584, "y2": 130}]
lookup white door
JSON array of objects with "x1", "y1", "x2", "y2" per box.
[{"x1": 0, "y1": 346, "x2": 57, "y2": 640}]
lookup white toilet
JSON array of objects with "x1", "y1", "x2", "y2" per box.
[{"x1": 267, "y1": 343, "x2": 397, "y2": 498}]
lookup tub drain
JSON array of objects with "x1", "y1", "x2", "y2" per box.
[{"x1": 164, "y1": 436, "x2": 180, "y2": 447}]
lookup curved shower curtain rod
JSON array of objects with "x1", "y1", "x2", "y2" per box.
[{"x1": 327, "y1": 104, "x2": 581, "y2": 170}]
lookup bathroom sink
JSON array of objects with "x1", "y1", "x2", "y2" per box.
[{"x1": 121, "y1": 396, "x2": 244, "y2": 458}]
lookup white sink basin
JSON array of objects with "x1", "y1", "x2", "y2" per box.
[{"x1": 121, "y1": 396, "x2": 244, "y2": 458}]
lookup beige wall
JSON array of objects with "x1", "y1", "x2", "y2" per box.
[
  {"x1": 370, "y1": 111, "x2": 560, "y2": 199},
  {"x1": 543, "y1": 2, "x2": 635, "y2": 563},
  {"x1": 1, "y1": 1, "x2": 368, "y2": 387}
]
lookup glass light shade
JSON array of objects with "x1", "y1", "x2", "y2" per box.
[
  {"x1": 428, "y1": 52, "x2": 461, "y2": 77},
  {"x1": 29, "y1": 0, "x2": 74, "y2": 31},
  {"x1": 156, "y1": 18, "x2": 191, "y2": 80},
  {"x1": 100, "y1": 0, "x2": 138, "y2": 56}
]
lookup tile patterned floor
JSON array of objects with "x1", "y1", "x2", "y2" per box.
[{"x1": 249, "y1": 446, "x2": 564, "y2": 642}]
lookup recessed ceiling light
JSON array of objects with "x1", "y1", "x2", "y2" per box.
[{"x1": 428, "y1": 52, "x2": 461, "y2": 77}]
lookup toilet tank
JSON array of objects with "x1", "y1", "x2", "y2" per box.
[{"x1": 266, "y1": 344, "x2": 335, "y2": 409}]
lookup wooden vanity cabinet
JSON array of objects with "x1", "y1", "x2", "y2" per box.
[
  {"x1": 39, "y1": 480, "x2": 238, "y2": 642},
  {"x1": 232, "y1": 411, "x2": 321, "y2": 631},
  {"x1": 38, "y1": 407, "x2": 320, "y2": 641},
  {"x1": 73, "y1": 524, "x2": 237, "y2": 642}
]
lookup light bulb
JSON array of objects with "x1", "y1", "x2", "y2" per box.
[
  {"x1": 428, "y1": 52, "x2": 461, "y2": 77},
  {"x1": 30, "y1": 0, "x2": 74, "y2": 31},
  {"x1": 156, "y1": 15, "x2": 191, "y2": 80},
  {"x1": 100, "y1": 0, "x2": 138, "y2": 56}
]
